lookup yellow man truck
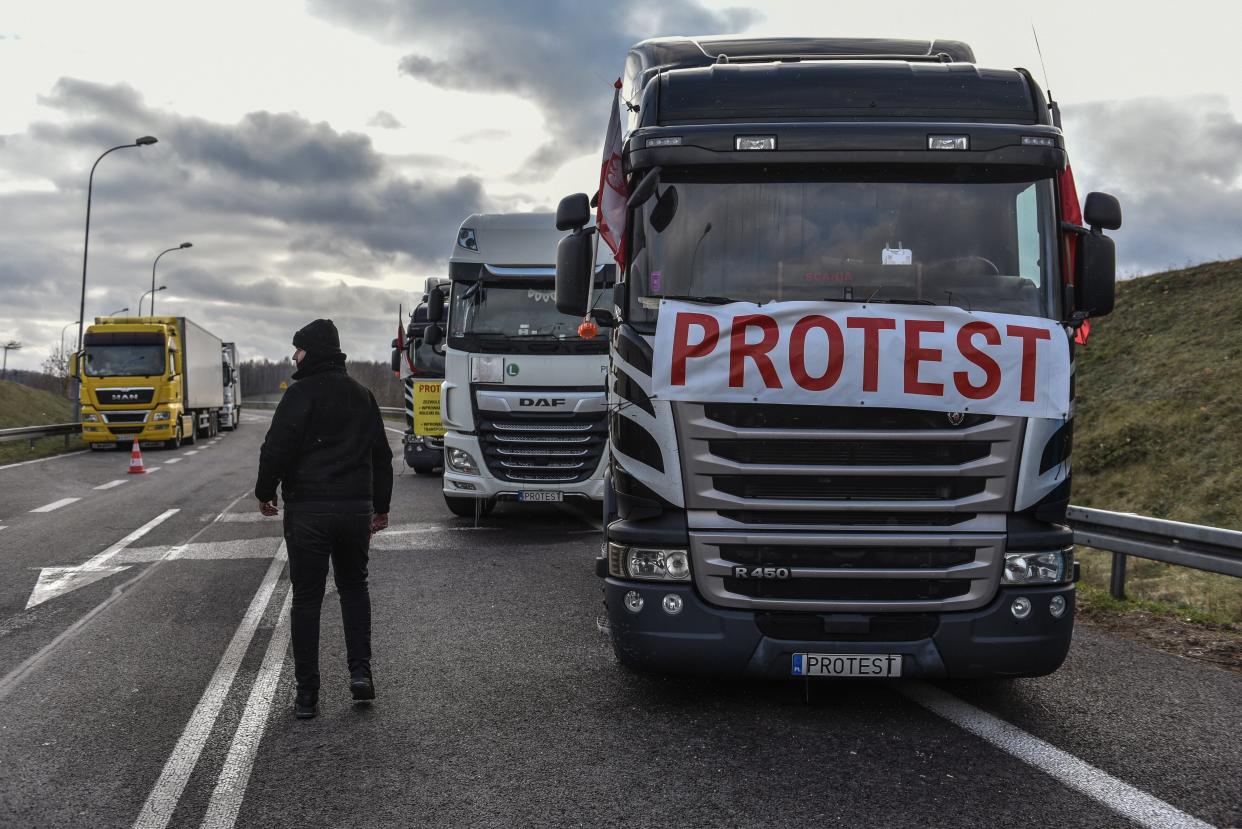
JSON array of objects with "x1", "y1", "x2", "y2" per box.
[{"x1": 73, "y1": 316, "x2": 226, "y2": 449}]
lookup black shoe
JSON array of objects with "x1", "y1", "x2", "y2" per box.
[
  {"x1": 350, "y1": 669, "x2": 375, "y2": 701},
  {"x1": 295, "y1": 689, "x2": 319, "y2": 719}
]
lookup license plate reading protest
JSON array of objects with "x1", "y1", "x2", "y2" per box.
[
  {"x1": 792, "y1": 653, "x2": 903, "y2": 677},
  {"x1": 651, "y1": 300, "x2": 1071, "y2": 420},
  {"x1": 519, "y1": 491, "x2": 563, "y2": 503}
]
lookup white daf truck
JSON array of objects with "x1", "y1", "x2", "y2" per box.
[{"x1": 423, "y1": 213, "x2": 614, "y2": 518}]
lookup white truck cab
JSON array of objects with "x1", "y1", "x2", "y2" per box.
[{"x1": 427, "y1": 213, "x2": 614, "y2": 518}]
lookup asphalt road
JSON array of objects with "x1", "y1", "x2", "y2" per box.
[{"x1": 0, "y1": 414, "x2": 1238, "y2": 828}]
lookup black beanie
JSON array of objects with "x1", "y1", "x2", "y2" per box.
[{"x1": 293, "y1": 318, "x2": 341, "y2": 355}]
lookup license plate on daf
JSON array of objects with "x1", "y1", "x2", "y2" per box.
[
  {"x1": 519, "y1": 491, "x2": 563, "y2": 503},
  {"x1": 791, "y1": 653, "x2": 902, "y2": 678}
]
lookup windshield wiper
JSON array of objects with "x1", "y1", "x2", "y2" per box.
[{"x1": 652, "y1": 294, "x2": 738, "y2": 305}]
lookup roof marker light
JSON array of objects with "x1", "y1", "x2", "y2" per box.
[
  {"x1": 1021, "y1": 136, "x2": 1056, "y2": 147},
  {"x1": 928, "y1": 135, "x2": 969, "y2": 151},
  {"x1": 736, "y1": 135, "x2": 776, "y2": 151},
  {"x1": 646, "y1": 136, "x2": 683, "y2": 147}
]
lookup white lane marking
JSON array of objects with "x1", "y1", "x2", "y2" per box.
[
  {"x1": 25, "y1": 508, "x2": 181, "y2": 609},
  {"x1": 145, "y1": 467, "x2": 161, "y2": 473},
  {"x1": 900, "y1": 683, "x2": 1213, "y2": 829},
  {"x1": 216, "y1": 513, "x2": 273, "y2": 523},
  {"x1": 199, "y1": 592, "x2": 291, "y2": 829},
  {"x1": 29, "y1": 497, "x2": 81, "y2": 513},
  {"x1": 117, "y1": 538, "x2": 281, "y2": 563},
  {"x1": 184, "y1": 450, "x2": 200, "y2": 456},
  {"x1": 0, "y1": 494, "x2": 250, "y2": 704},
  {"x1": 133, "y1": 542, "x2": 288, "y2": 829},
  {"x1": 95, "y1": 480, "x2": 127, "y2": 490},
  {"x1": 0, "y1": 526, "x2": 7, "y2": 532},
  {"x1": 164, "y1": 458, "x2": 182, "y2": 465},
  {"x1": 0, "y1": 450, "x2": 90, "y2": 471}
]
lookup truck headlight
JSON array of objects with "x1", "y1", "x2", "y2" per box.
[
  {"x1": 1002, "y1": 549, "x2": 1073, "y2": 585},
  {"x1": 609, "y1": 543, "x2": 691, "y2": 581},
  {"x1": 152, "y1": 411, "x2": 170, "y2": 421},
  {"x1": 446, "y1": 448, "x2": 478, "y2": 475},
  {"x1": 83, "y1": 414, "x2": 99, "y2": 422}
]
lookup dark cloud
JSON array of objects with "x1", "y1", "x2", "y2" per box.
[
  {"x1": 367, "y1": 110, "x2": 404, "y2": 129},
  {"x1": 308, "y1": 0, "x2": 760, "y2": 174},
  {"x1": 1063, "y1": 96, "x2": 1242, "y2": 275},
  {"x1": 0, "y1": 78, "x2": 487, "y2": 371}
]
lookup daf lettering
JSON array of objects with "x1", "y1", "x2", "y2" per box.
[{"x1": 519, "y1": 397, "x2": 567, "y2": 408}]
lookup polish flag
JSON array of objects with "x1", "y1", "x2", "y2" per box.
[
  {"x1": 597, "y1": 78, "x2": 629, "y2": 268},
  {"x1": 1059, "y1": 165, "x2": 1090, "y2": 345}
]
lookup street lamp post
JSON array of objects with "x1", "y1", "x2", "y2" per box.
[
  {"x1": 107, "y1": 306, "x2": 130, "y2": 317},
  {"x1": 150, "y1": 242, "x2": 191, "y2": 316},
  {"x1": 140, "y1": 285, "x2": 167, "y2": 316},
  {"x1": 2, "y1": 341, "x2": 21, "y2": 381},
  {"x1": 59, "y1": 320, "x2": 78, "y2": 357},
  {"x1": 76, "y1": 136, "x2": 158, "y2": 357}
]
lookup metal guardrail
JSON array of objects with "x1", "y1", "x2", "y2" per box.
[
  {"x1": 0, "y1": 423, "x2": 79, "y2": 448},
  {"x1": 1067, "y1": 506, "x2": 1242, "y2": 598},
  {"x1": 243, "y1": 400, "x2": 405, "y2": 419}
]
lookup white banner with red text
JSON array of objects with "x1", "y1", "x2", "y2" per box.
[{"x1": 650, "y1": 300, "x2": 1071, "y2": 420}]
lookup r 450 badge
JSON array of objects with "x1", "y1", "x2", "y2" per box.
[{"x1": 732, "y1": 566, "x2": 791, "y2": 579}]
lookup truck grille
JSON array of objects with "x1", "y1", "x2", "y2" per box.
[
  {"x1": 477, "y1": 413, "x2": 607, "y2": 484},
  {"x1": 102, "y1": 412, "x2": 147, "y2": 424},
  {"x1": 674, "y1": 402, "x2": 1022, "y2": 517},
  {"x1": 96, "y1": 388, "x2": 155, "y2": 406},
  {"x1": 691, "y1": 533, "x2": 1004, "y2": 612},
  {"x1": 713, "y1": 475, "x2": 986, "y2": 502}
]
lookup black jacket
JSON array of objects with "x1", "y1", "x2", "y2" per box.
[{"x1": 254, "y1": 355, "x2": 393, "y2": 514}]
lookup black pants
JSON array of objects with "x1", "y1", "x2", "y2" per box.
[{"x1": 284, "y1": 511, "x2": 372, "y2": 693}]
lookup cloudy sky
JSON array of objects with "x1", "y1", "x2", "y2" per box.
[{"x1": 2, "y1": 1, "x2": 1241, "y2": 372}]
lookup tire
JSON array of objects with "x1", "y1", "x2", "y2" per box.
[
  {"x1": 444, "y1": 495, "x2": 494, "y2": 518},
  {"x1": 164, "y1": 423, "x2": 182, "y2": 450},
  {"x1": 185, "y1": 416, "x2": 197, "y2": 445},
  {"x1": 412, "y1": 463, "x2": 441, "y2": 476}
]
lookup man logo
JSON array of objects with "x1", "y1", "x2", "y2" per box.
[
  {"x1": 946, "y1": 411, "x2": 966, "y2": 426},
  {"x1": 519, "y1": 398, "x2": 566, "y2": 408}
]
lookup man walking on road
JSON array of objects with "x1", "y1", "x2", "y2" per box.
[{"x1": 255, "y1": 318, "x2": 393, "y2": 719}]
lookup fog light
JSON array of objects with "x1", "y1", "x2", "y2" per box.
[
  {"x1": 623, "y1": 590, "x2": 644, "y2": 613},
  {"x1": 452, "y1": 481, "x2": 477, "y2": 491},
  {"x1": 1049, "y1": 595, "x2": 1067, "y2": 618},
  {"x1": 662, "y1": 594, "x2": 683, "y2": 615},
  {"x1": 1011, "y1": 597, "x2": 1032, "y2": 620}
]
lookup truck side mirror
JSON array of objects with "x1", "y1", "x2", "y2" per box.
[
  {"x1": 424, "y1": 324, "x2": 443, "y2": 347},
  {"x1": 68, "y1": 352, "x2": 79, "y2": 379},
  {"x1": 556, "y1": 229, "x2": 594, "y2": 316},
  {"x1": 556, "y1": 193, "x2": 591, "y2": 231},
  {"x1": 426, "y1": 286, "x2": 445, "y2": 323},
  {"x1": 1084, "y1": 192, "x2": 1122, "y2": 231},
  {"x1": 1076, "y1": 233, "x2": 1116, "y2": 318},
  {"x1": 390, "y1": 345, "x2": 402, "y2": 374}
]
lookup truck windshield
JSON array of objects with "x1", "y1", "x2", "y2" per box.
[
  {"x1": 628, "y1": 166, "x2": 1059, "y2": 324},
  {"x1": 82, "y1": 345, "x2": 165, "y2": 377},
  {"x1": 449, "y1": 280, "x2": 606, "y2": 340}
]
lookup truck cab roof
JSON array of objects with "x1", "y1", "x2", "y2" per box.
[{"x1": 448, "y1": 212, "x2": 613, "y2": 278}]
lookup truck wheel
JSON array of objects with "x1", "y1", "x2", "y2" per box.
[
  {"x1": 164, "y1": 423, "x2": 183, "y2": 450},
  {"x1": 444, "y1": 495, "x2": 494, "y2": 518},
  {"x1": 184, "y1": 417, "x2": 197, "y2": 445},
  {"x1": 412, "y1": 463, "x2": 441, "y2": 475}
]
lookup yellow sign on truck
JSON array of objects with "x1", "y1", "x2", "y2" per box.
[{"x1": 413, "y1": 380, "x2": 445, "y2": 437}]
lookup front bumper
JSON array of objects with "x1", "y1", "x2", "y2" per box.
[
  {"x1": 81, "y1": 420, "x2": 174, "y2": 445},
  {"x1": 442, "y1": 432, "x2": 605, "y2": 501},
  {"x1": 604, "y1": 579, "x2": 1075, "y2": 679}
]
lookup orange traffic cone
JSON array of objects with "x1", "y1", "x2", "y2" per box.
[{"x1": 127, "y1": 437, "x2": 147, "y2": 474}]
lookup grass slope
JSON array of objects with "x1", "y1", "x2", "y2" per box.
[
  {"x1": 1074, "y1": 259, "x2": 1242, "y2": 620},
  {"x1": 0, "y1": 379, "x2": 83, "y2": 464}
]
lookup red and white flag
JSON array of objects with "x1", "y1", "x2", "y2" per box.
[{"x1": 596, "y1": 78, "x2": 629, "y2": 268}]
